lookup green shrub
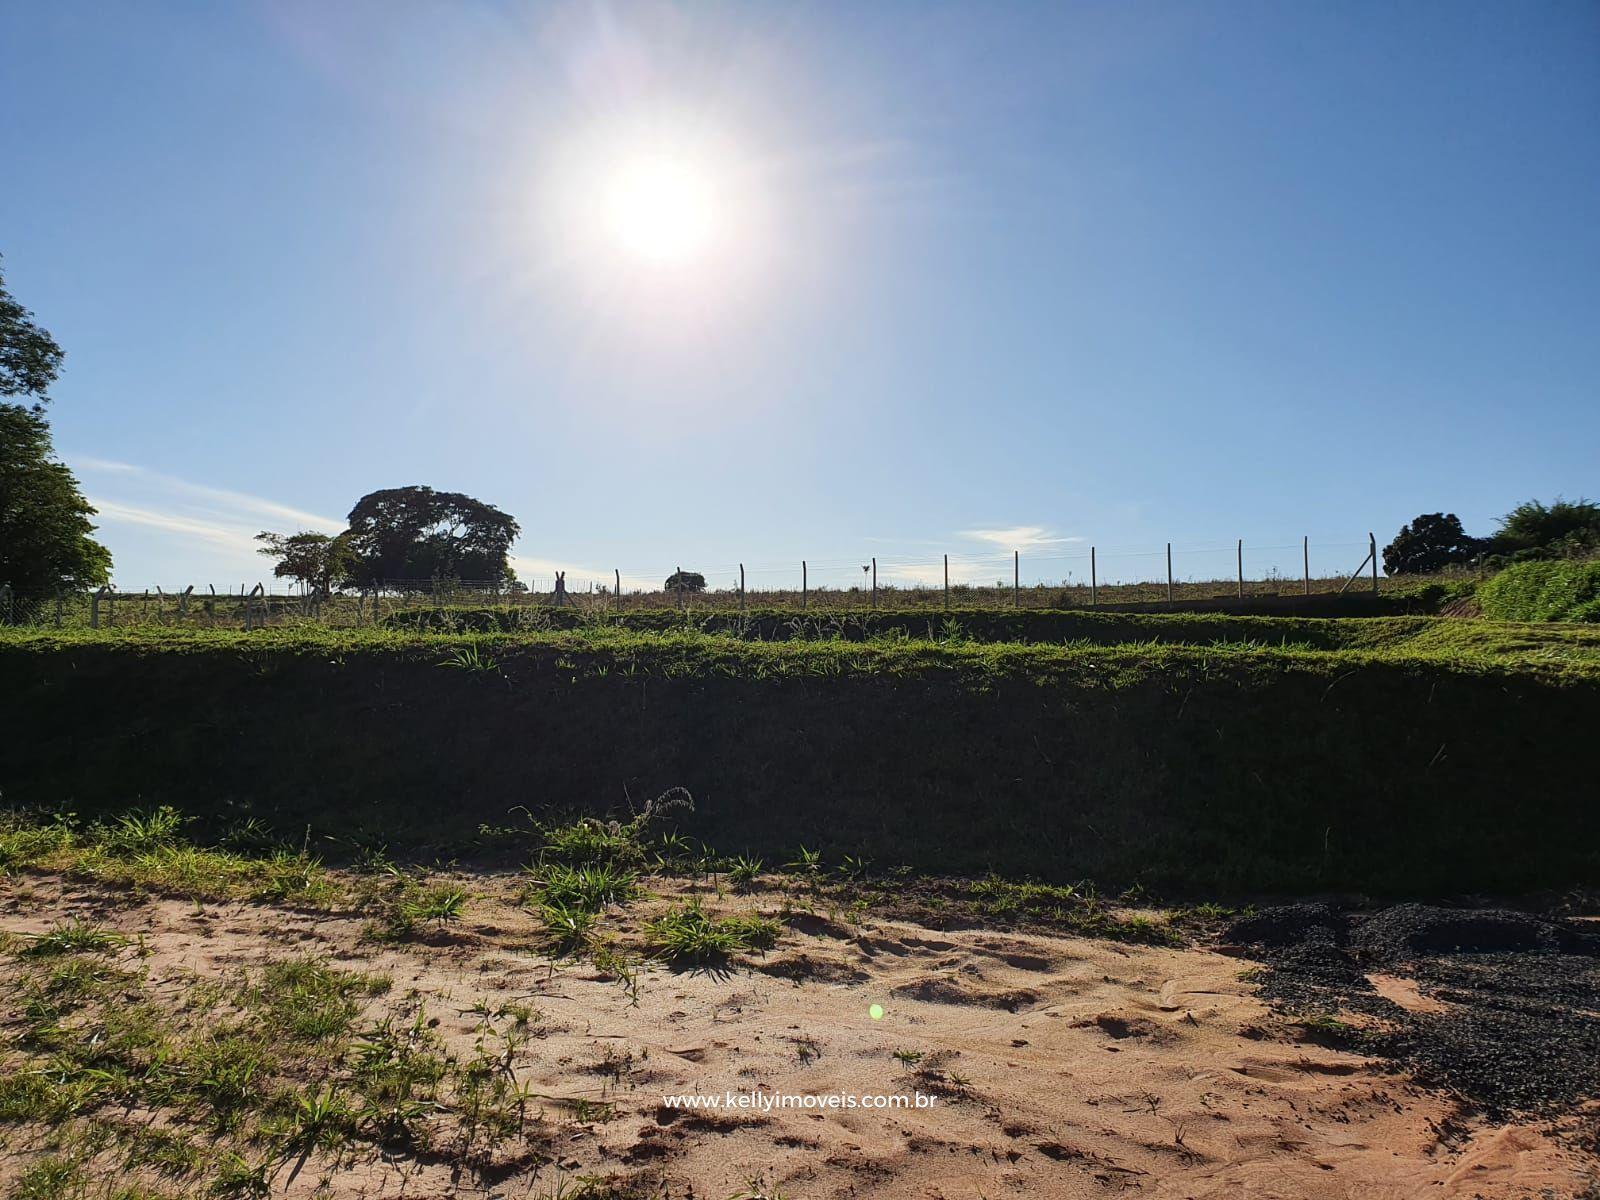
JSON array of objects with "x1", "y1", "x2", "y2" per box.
[{"x1": 1478, "y1": 559, "x2": 1600, "y2": 623}]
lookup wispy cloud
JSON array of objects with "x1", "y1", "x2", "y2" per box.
[
  {"x1": 959, "y1": 525, "x2": 1083, "y2": 551},
  {"x1": 74, "y1": 457, "x2": 343, "y2": 532},
  {"x1": 87, "y1": 500, "x2": 267, "y2": 555}
]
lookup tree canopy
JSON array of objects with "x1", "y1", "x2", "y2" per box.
[
  {"x1": 1382, "y1": 513, "x2": 1482, "y2": 576},
  {"x1": 1384, "y1": 498, "x2": 1600, "y2": 575},
  {"x1": 665, "y1": 570, "x2": 707, "y2": 593},
  {"x1": 0, "y1": 256, "x2": 64, "y2": 405},
  {"x1": 255, "y1": 530, "x2": 353, "y2": 597},
  {"x1": 1494, "y1": 498, "x2": 1600, "y2": 560},
  {"x1": 1, "y1": 259, "x2": 111, "y2": 600},
  {"x1": 342, "y1": 485, "x2": 519, "y2": 586},
  {"x1": 1, "y1": 405, "x2": 112, "y2": 599}
]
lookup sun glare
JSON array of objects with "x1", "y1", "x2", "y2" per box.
[
  {"x1": 528, "y1": 109, "x2": 780, "y2": 338},
  {"x1": 605, "y1": 155, "x2": 717, "y2": 265}
]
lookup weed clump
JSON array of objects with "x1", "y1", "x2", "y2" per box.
[{"x1": 646, "y1": 899, "x2": 779, "y2": 964}]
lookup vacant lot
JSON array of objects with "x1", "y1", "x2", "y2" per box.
[{"x1": 1, "y1": 611, "x2": 1595, "y2": 1196}]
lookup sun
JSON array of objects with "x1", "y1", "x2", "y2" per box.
[{"x1": 604, "y1": 154, "x2": 718, "y2": 265}]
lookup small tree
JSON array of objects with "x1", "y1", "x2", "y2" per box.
[
  {"x1": 256, "y1": 531, "x2": 353, "y2": 597},
  {"x1": 665, "y1": 570, "x2": 707, "y2": 593},
  {"x1": 1382, "y1": 513, "x2": 1481, "y2": 576}
]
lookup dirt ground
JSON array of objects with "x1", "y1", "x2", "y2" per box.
[{"x1": 1, "y1": 870, "x2": 1594, "y2": 1200}]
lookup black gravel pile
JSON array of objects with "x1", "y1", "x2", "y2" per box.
[
  {"x1": 1226, "y1": 903, "x2": 1600, "y2": 1118},
  {"x1": 1350, "y1": 903, "x2": 1600, "y2": 961}
]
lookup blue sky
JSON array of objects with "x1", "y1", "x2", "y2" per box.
[{"x1": 3, "y1": 1, "x2": 1596, "y2": 593}]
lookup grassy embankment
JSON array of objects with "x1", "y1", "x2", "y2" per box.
[
  {"x1": 1477, "y1": 559, "x2": 1600, "y2": 623},
  {"x1": 2, "y1": 612, "x2": 1595, "y2": 895}
]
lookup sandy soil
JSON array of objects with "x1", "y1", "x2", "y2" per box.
[{"x1": 0, "y1": 871, "x2": 1592, "y2": 1200}]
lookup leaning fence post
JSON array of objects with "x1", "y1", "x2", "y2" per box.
[
  {"x1": 245, "y1": 583, "x2": 265, "y2": 631},
  {"x1": 871, "y1": 558, "x2": 877, "y2": 609},
  {"x1": 943, "y1": 554, "x2": 949, "y2": 610},
  {"x1": 615, "y1": 569, "x2": 621, "y2": 612},
  {"x1": 802, "y1": 561, "x2": 807, "y2": 610},
  {"x1": 1090, "y1": 547, "x2": 1098, "y2": 607},
  {"x1": 1014, "y1": 550, "x2": 1020, "y2": 608},
  {"x1": 1370, "y1": 532, "x2": 1378, "y2": 594},
  {"x1": 1166, "y1": 543, "x2": 1173, "y2": 603},
  {"x1": 739, "y1": 564, "x2": 745, "y2": 612},
  {"x1": 1236, "y1": 539, "x2": 1243, "y2": 600}
]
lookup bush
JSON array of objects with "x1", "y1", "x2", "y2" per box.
[
  {"x1": 1493, "y1": 498, "x2": 1600, "y2": 559},
  {"x1": 1477, "y1": 559, "x2": 1600, "y2": 623}
]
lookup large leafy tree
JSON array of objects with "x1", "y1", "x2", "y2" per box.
[
  {"x1": 343, "y1": 486, "x2": 519, "y2": 586},
  {"x1": 1382, "y1": 513, "x2": 1482, "y2": 575},
  {"x1": 255, "y1": 530, "x2": 354, "y2": 597},
  {"x1": 0, "y1": 257, "x2": 112, "y2": 600}
]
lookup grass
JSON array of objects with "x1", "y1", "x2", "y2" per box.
[
  {"x1": 646, "y1": 899, "x2": 780, "y2": 964},
  {"x1": 887, "y1": 876, "x2": 1191, "y2": 945},
  {"x1": 1478, "y1": 559, "x2": 1600, "y2": 623},
  {"x1": 0, "y1": 808, "x2": 339, "y2": 906},
  {"x1": 3, "y1": 620, "x2": 1600, "y2": 902},
  {"x1": 4, "y1": 614, "x2": 1599, "y2": 895},
  {"x1": 0, "y1": 907, "x2": 544, "y2": 1195},
  {"x1": 22, "y1": 919, "x2": 131, "y2": 957},
  {"x1": 6, "y1": 609, "x2": 1600, "y2": 679},
  {"x1": 526, "y1": 862, "x2": 641, "y2": 911}
]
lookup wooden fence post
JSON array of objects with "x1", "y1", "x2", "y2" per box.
[
  {"x1": 1013, "y1": 550, "x2": 1019, "y2": 608},
  {"x1": 1166, "y1": 543, "x2": 1173, "y2": 603},
  {"x1": 802, "y1": 561, "x2": 807, "y2": 610},
  {"x1": 1303, "y1": 536, "x2": 1310, "y2": 595},
  {"x1": 615, "y1": 569, "x2": 621, "y2": 611},
  {"x1": 1370, "y1": 532, "x2": 1378, "y2": 594},
  {"x1": 739, "y1": 564, "x2": 746, "y2": 611},
  {"x1": 1236, "y1": 539, "x2": 1243, "y2": 600},
  {"x1": 1090, "y1": 547, "x2": 1097, "y2": 607},
  {"x1": 943, "y1": 554, "x2": 949, "y2": 610},
  {"x1": 871, "y1": 558, "x2": 877, "y2": 609}
]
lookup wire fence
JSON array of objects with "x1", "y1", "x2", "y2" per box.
[{"x1": 0, "y1": 533, "x2": 1432, "y2": 629}]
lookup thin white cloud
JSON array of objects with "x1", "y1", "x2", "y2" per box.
[
  {"x1": 73, "y1": 456, "x2": 343, "y2": 532},
  {"x1": 87, "y1": 499, "x2": 265, "y2": 554},
  {"x1": 959, "y1": 525, "x2": 1083, "y2": 551}
]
